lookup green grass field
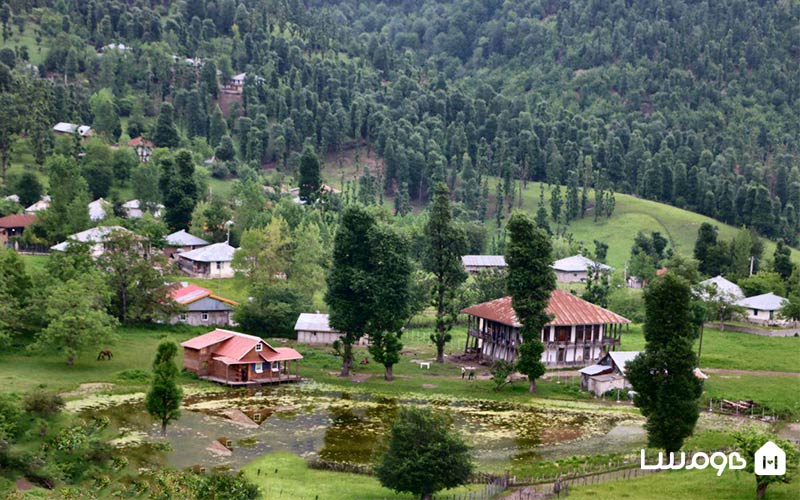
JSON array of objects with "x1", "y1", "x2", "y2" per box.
[
  {"x1": 620, "y1": 326, "x2": 800, "y2": 373},
  {"x1": 242, "y1": 452, "x2": 480, "y2": 500},
  {"x1": 566, "y1": 466, "x2": 800, "y2": 500}
]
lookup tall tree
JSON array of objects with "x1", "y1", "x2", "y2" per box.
[
  {"x1": 89, "y1": 88, "x2": 121, "y2": 140},
  {"x1": 505, "y1": 212, "x2": 556, "y2": 393},
  {"x1": 146, "y1": 341, "x2": 183, "y2": 436},
  {"x1": 233, "y1": 216, "x2": 291, "y2": 284},
  {"x1": 326, "y1": 205, "x2": 378, "y2": 376},
  {"x1": 423, "y1": 183, "x2": 468, "y2": 363},
  {"x1": 375, "y1": 408, "x2": 473, "y2": 500},
  {"x1": 152, "y1": 103, "x2": 180, "y2": 149},
  {"x1": 733, "y1": 428, "x2": 799, "y2": 500},
  {"x1": 161, "y1": 150, "x2": 199, "y2": 230},
  {"x1": 627, "y1": 273, "x2": 703, "y2": 453},
  {"x1": 298, "y1": 144, "x2": 322, "y2": 204},
  {"x1": 288, "y1": 221, "x2": 326, "y2": 298},
  {"x1": 366, "y1": 224, "x2": 412, "y2": 380}
]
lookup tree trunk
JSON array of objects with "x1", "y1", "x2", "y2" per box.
[
  {"x1": 1, "y1": 153, "x2": 6, "y2": 186},
  {"x1": 421, "y1": 494, "x2": 433, "y2": 500},
  {"x1": 340, "y1": 341, "x2": 353, "y2": 377},
  {"x1": 756, "y1": 482, "x2": 768, "y2": 500},
  {"x1": 529, "y1": 378, "x2": 537, "y2": 393},
  {"x1": 384, "y1": 364, "x2": 394, "y2": 381},
  {"x1": 161, "y1": 420, "x2": 167, "y2": 437},
  {"x1": 436, "y1": 336, "x2": 445, "y2": 363}
]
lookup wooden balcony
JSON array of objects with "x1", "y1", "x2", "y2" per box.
[{"x1": 200, "y1": 374, "x2": 302, "y2": 386}]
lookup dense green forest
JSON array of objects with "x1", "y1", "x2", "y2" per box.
[{"x1": 0, "y1": 0, "x2": 798, "y2": 243}]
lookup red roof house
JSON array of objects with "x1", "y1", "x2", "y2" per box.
[
  {"x1": 0, "y1": 213, "x2": 36, "y2": 244},
  {"x1": 462, "y1": 290, "x2": 630, "y2": 367},
  {"x1": 181, "y1": 329, "x2": 303, "y2": 386},
  {"x1": 169, "y1": 283, "x2": 238, "y2": 327}
]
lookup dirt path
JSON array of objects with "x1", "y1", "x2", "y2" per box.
[{"x1": 702, "y1": 368, "x2": 800, "y2": 377}]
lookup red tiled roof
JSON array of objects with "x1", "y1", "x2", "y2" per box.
[
  {"x1": 461, "y1": 290, "x2": 631, "y2": 327},
  {"x1": 0, "y1": 213, "x2": 36, "y2": 228},
  {"x1": 181, "y1": 329, "x2": 235, "y2": 349},
  {"x1": 656, "y1": 268, "x2": 668, "y2": 276}
]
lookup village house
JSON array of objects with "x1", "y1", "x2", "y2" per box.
[
  {"x1": 551, "y1": 254, "x2": 613, "y2": 283},
  {"x1": 176, "y1": 241, "x2": 236, "y2": 278},
  {"x1": 462, "y1": 290, "x2": 630, "y2": 367},
  {"x1": 0, "y1": 213, "x2": 36, "y2": 245},
  {"x1": 88, "y1": 198, "x2": 110, "y2": 221},
  {"x1": 224, "y1": 72, "x2": 247, "y2": 92},
  {"x1": 50, "y1": 226, "x2": 138, "y2": 258},
  {"x1": 128, "y1": 137, "x2": 155, "y2": 162},
  {"x1": 461, "y1": 255, "x2": 507, "y2": 274},
  {"x1": 25, "y1": 195, "x2": 51, "y2": 214},
  {"x1": 52, "y1": 122, "x2": 93, "y2": 139},
  {"x1": 165, "y1": 229, "x2": 209, "y2": 259},
  {"x1": 288, "y1": 184, "x2": 342, "y2": 204},
  {"x1": 122, "y1": 199, "x2": 163, "y2": 219},
  {"x1": 169, "y1": 283, "x2": 237, "y2": 327},
  {"x1": 294, "y1": 313, "x2": 369, "y2": 345},
  {"x1": 579, "y1": 351, "x2": 640, "y2": 397},
  {"x1": 735, "y1": 292, "x2": 788, "y2": 326},
  {"x1": 698, "y1": 275, "x2": 744, "y2": 302},
  {"x1": 181, "y1": 329, "x2": 303, "y2": 386}
]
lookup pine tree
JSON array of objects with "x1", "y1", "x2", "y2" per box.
[
  {"x1": 299, "y1": 144, "x2": 322, "y2": 204},
  {"x1": 550, "y1": 185, "x2": 562, "y2": 224},
  {"x1": 152, "y1": 103, "x2": 180, "y2": 148},
  {"x1": 506, "y1": 212, "x2": 555, "y2": 393},
  {"x1": 535, "y1": 184, "x2": 550, "y2": 234},
  {"x1": 146, "y1": 341, "x2": 183, "y2": 436}
]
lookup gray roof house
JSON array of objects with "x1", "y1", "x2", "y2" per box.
[
  {"x1": 552, "y1": 254, "x2": 613, "y2": 283},
  {"x1": 51, "y1": 226, "x2": 135, "y2": 258},
  {"x1": 579, "y1": 351, "x2": 640, "y2": 397},
  {"x1": 736, "y1": 292, "x2": 788, "y2": 325},
  {"x1": 698, "y1": 275, "x2": 744, "y2": 301},
  {"x1": 461, "y1": 255, "x2": 507, "y2": 273},
  {"x1": 176, "y1": 241, "x2": 236, "y2": 278},
  {"x1": 164, "y1": 229, "x2": 209, "y2": 259},
  {"x1": 169, "y1": 282, "x2": 237, "y2": 327}
]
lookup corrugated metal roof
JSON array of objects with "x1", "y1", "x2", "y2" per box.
[
  {"x1": 88, "y1": 199, "x2": 109, "y2": 221},
  {"x1": 181, "y1": 329, "x2": 236, "y2": 349},
  {"x1": 166, "y1": 229, "x2": 209, "y2": 247},
  {"x1": 736, "y1": 292, "x2": 787, "y2": 311},
  {"x1": 551, "y1": 254, "x2": 613, "y2": 272},
  {"x1": 185, "y1": 296, "x2": 234, "y2": 312},
  {"x1": 608, "y1": 351, "x2": 641, "y2": 375},
  {"x1": 0, "y1": 213, "x2": 36, "y2": 228},
  {"x1": 262, "y1": 347, "x2": 303, "y2": 361},
  {"x1": 461, "y1": 290, "x2": 631, "y2": 327},
  {"x1": 579, "y1": 364, "x2": 611, "y2": 376},
  {"x1": 294, "y1": 313, "x2": 338, "y2": 333},
  {"x1": 51, "y1": 226, "x2": 131, "y2": 251},
  {"x1": 178, "y1": 241, "x2": 236, "y2": 262},
  {"x1": 699, "y1": 275, "x2": 744, "y2": 300},
  {"x1": 461, "y1": 255, "x2": 507, "y2": 267}
]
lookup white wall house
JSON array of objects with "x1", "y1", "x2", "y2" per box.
[{"x1": 552, "y1": 254, "x2": 613, "y2": 283}]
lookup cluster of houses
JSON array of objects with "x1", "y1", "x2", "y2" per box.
[
  {"x1": 699, "y1": 275, "x2": 789, "y2": 326},
  {"x1": 461, "y1": 253, "x2": 613, "y2": 283}
]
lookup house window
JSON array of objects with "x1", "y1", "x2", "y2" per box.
[
  {"x1": 254, "y1": 362, "x2": 264, "y2": 373},
  {"x1": 253, "y1": 413, "x2": 261, "y2": 422},
  {"x1": 179, "y1": 313, "x2": 187, "y2": 322},
  {"x1": 255, "y1": 343, "x2": 262, "y2": 352},
  {"x1": 217, "y1": 262, "x2": 222, "y2": 270},
  {"x1": 201, "y1": 312, "x2": 209, "y2": 321},
  {"x1": 753, "y1": 309, "x2": 758, "y2": 316}
]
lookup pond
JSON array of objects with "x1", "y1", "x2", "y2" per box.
[{"x1": 87, "y1": 383, "x2": 645, "y2": 472}]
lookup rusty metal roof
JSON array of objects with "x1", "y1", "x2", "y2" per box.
[{"x1": 461, "y1": 290, "x2": 631, "y2": 327}]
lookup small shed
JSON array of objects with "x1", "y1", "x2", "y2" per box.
[
  {"x1": 579, "y1": 351, "x2": 640, "y2": 397},
  {"x1": 461, "y1": 255, "x2": 507, "y2": 274},
  {"x1": 294, "y1": 313, "x2": 369, "y2": 345}
]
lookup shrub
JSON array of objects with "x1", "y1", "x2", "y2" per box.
[
  {"x1": 607, "y1": 288, "x2": 645, "y2": 323},
  {"x1": 114, "y1": 369, "x2": 151, "y2": 382},
  {"x1": 23, "y1": 391, "x2": 65, "y2": 419}
]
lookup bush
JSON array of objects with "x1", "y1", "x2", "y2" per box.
[
  {"x1": 114, "y1": 369, "x2": 151, "y2": 382},
  {"x1": 23, "y1": 391, "x2": 65, "y2": 418},
  {"x1": 0, "y1": 394, "x2": 21, "y2": 440}
]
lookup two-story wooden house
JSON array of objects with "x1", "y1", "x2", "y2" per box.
[{"x1": 462, "y1": 290, "x2": 630, "y2": 367}]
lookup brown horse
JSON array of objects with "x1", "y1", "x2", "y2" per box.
[{"x1": 97, "y1": 350, "x2": 113, "y2": 361}]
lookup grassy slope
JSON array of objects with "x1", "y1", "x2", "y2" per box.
[
  {"x1": 566, "y1": 467, "x2": 800, "y2": 500},
  {"x1": 242, "y1": 452, "x2": 479, "y2": 500}
]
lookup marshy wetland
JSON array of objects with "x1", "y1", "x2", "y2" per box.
[{"x1": 83, "y1": 382, "x2": 646, "y2": 473}]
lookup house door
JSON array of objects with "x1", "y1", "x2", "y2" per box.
[
  {"x1": 583, "y1": 345, "x2": 592, "y2": 361},
  {"x1": 240, "y1": 366, "x2": 249, "y2": 382},
  {"x1": 557, "y1": 348, "x2": 566, "y2": 364}
]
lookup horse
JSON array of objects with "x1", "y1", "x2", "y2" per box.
[{"x1": 97, "y1": 350, "x2": 113, "y2": 361}]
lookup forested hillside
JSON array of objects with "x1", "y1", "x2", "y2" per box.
[{"x1": 0, "y1": 0, "x2": 797, "y2": 244}]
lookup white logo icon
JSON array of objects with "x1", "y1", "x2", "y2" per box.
[{"x1": 754, "y1": 441, "x2": 786, "y2": 476}]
